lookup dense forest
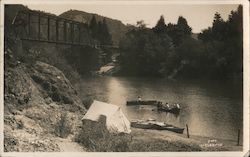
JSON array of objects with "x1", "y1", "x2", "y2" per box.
[{"x1": 118, "y1": 6, "x2": 243, "y2": 79}]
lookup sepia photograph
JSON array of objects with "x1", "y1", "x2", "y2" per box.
[{"x1": 0, "y1": 0, "x2": 249, "y2": 156}]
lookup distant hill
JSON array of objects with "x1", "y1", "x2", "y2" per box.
[{"x1": 59, "y1": 10, "x2": 132, "y2": 45}]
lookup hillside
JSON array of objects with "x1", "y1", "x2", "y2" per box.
[
  {"x1": 59, "y1": 9, "x2": 131, "y2": 45},
  {"x1": 4, "y1": 5, "x2": 87, "y2": 151},
  {"x1": 4, "y1": 48, "x2": 87, "y2": 151}
]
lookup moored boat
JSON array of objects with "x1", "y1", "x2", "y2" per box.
[
  {"x1": 126, "y1": 100, "x2": 160, "y2": 106},
  {"x1": 131, "y1": 119, "x2": 184, "y2": 134}
]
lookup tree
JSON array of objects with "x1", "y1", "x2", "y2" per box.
[
  {"x1": 211, "y1": 12, "x2": 227, "y2": 41},
  {"x1": 228, "y1": 5, "x2": 242, "y2": 38},
  {"x1": 198, "y1": 6, "x2": 243, "y2": 78},
  {"x1": 198, "y1": 27, "x2": 212, "y2": 42},
  {"x1": 166, "y1": 16, "x2": 192, "y2": 46},
  {"x1": 153, "y1": 15, "x2": 167, "y2": 34},
  {"x1": 136, "y1": 20, "x2": 147, "y2": 29},
  {"x1": 177, "y1": 16, "x2": 192, "y2": 36},
  {"x1": 119, "y1": 28, "x2": 174, "y2": 76},
  {"x1": 89, "y1": 15, "x2": 98, "y2": 38},
  {"x1": 100, "y1": 19, "x2": 112, "y2": 45},
  {"x1": 89, "y1": 16, "x2": 113, "y2": 45}
]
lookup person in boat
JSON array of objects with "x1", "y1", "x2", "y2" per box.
[
  {"x1": 176, "y1": 103, "x2": 180, "y2": 109},
  {"x1": 166, "y1": 103, "x2": 170, "y2": 109},
  {"x1": 137, "y1": 96, "x2": 142, "y2": 102},
  {"x1": 157, "y1": 101, "x2": 162, "y2": 108}
]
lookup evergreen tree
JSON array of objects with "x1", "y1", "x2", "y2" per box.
[
  {"x1": 96, "y1": 21, "x2": 102, "y2": 41},
  {"x1": 177, "y1": 16, "x2": 192, "y2": 36},
  {"x1": 228, "y1": 5, "x2": 242, "y2": 37},
  {"x1": 89, "y1": 15, "x2": 98, "y2": 38},
  {"x1": 101, "y1": 18, "x2": 112, "y2": 45},
  {"x1": 89, "y1": 16, "x2": 113, "y2": 45},
  {"x1": 153, "y1": 15, "x2": 167, "y2": 34},
  {"x1": 198, "y1": 6, "x2": 243, "y2": 78},
  {"x1": 211, "y1": 12, "x2": 227, "y2": 41},
  {"x1": 166, "y1": 16, "x2": 192, "y2": 46}
]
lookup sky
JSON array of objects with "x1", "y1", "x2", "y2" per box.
[{"x1": 26, "y1": 3, "x2": 239, "y2": 33}]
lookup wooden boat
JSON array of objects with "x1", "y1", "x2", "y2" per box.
[
  {"x1": 126, "y1": 100, "x2": 160, "y2": 106},
  {"x1": 157, "y1": 103, "x2": 180, "y2": 114},
  {"x1": 157, "y1": 106, "x2": 180, "y2": 114},
  {"x1": 127, "y1": 100, "x2": 181, "y2": 114},
  {"x1": 131, "y1": 120, "x2": 184, "y2": 134}
]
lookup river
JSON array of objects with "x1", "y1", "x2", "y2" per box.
[{"x1": 77, "y1": 76, "x2": 243, "y2": 141}]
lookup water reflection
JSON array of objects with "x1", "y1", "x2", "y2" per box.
[{"x1": 79, "y1": 76, "x2": 242, "y2": 141}]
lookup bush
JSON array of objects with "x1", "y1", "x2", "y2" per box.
[
  {"x1": 54, "y1": 113, "x2": 72, "y2": 138},
  {"x1": 75, "y1": 119, "x2": 132, "y2": 152},
  {"x1": 4, "y1": 131, "x2": 19, "y2": 152}
]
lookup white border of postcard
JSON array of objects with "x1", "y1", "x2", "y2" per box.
[{"x1": 0, "y1": 0, "x2": 249, "y2": 157}]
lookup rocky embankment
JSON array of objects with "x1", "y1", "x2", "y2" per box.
[{"x1": 4, "y1": 57, "x2": 87, "y2": 151}]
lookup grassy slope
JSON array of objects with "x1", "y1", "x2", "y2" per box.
[
  {"x1": 4, "y1": 60, "x2": 86, "y2": 152},
  {"x1": 130, "y1": 128, "x2": 242, "y2": 152}
]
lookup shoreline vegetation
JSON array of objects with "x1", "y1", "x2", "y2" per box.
[
  {"x1": 4, "y1": 4, "x2": 243, "y2": 152},
  {"x1": 129, "y1": 128, "x2": 242, "y2": 152}
]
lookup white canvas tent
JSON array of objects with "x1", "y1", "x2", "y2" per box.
[{"x1": 82, "y1": 100, "x2": 131, "y2": 134}]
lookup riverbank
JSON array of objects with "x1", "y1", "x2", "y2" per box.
[
  {"x1": 4, "y1": 60, "x2": 242, "y2": 152},
  {"x1": 4, "y1": 61, "x2": 87, "y2": 152},
  {"x1": 130, "y1": 128, "x2": 242, "y2": 151},
  {"x1": 76, "y1": 126, "x2": 242, "y2": 152}
]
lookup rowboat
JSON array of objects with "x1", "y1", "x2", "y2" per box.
[
  {"x1": 157, "y1": 105, "x2": 180, "y2": 114},
  {"x1": 126, "y1": 100, "x2": 160, "y2": 106},
  {"x1": 131, "y1": 119, "x2": 185, "y2": 134},
  {"x1": 127, "y1": 100, "x2": 181, "y2": 114}
]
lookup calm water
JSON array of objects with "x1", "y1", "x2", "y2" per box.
[{"x1": 78, "y1": 76, "x2": 243, "y2": 141}]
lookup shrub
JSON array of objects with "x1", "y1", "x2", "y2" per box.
[
  {"x1": 75, "y1": 119, "x2": 132, "y2": 152},
  {"x1": 54, "y1": 113, "x2": 72, "y2": 138},
  {"x1": 4, "y1": 131, "x2": 19, "y2": 152}
]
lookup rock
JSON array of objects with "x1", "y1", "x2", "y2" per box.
[
  {"x1": 4, "y1": 61, "x2": 86, "y2": 152},
  {"x1": 4, "y1": 66, "x2": 32, "y2": 108},
  {"x1": 45, "y1": 97, "x2": 53, "y2": 104},
  {"x1": 30, "y1": 61, "x2": 85, "y2": 109}
]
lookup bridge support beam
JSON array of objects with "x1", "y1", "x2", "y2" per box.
[
  {"x1": 56, "y1": 20, "x2": 58, "y2": 42},
  {"x1": 47, "y1": 16, "x2": 50, "y2": 40},
  {"x1": 38, "y1": 13, "x2": 40, "y2": 39},
  {"x1": 64, "y1": 21, "x2": 67, "y2": 42},
  {"x1": 71, "y1": 23, "x2": 74, "y2": 43},
  {"x1": 28, "y1": 12, "x2": 30, "y2": 38}
]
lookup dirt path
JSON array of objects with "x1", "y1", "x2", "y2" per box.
[{"x1": 55, "y1": 137, "x2": 86, "y2": 152}]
